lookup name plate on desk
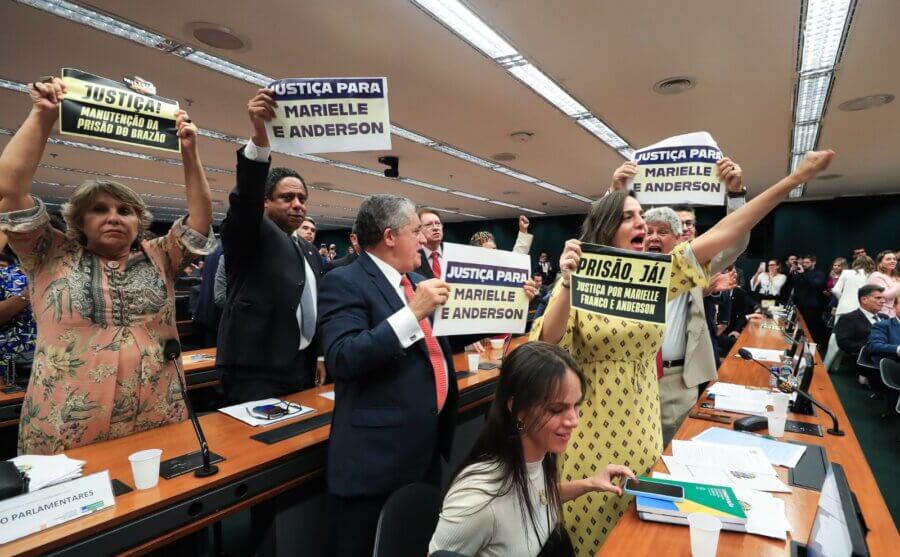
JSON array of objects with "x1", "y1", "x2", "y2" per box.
[{"x1": 0, "y1": 470, "x2": 115, "y2": 545}]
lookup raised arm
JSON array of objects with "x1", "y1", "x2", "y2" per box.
[
  {"x1": 175, "y1": 110, "x2": 212, "y2": 234},
  {"x1": 537, "y1": 239, "x2": 581, "y2": 344},
  {"x1": 0, "y1": 78, "x2": 66, "y2": 213},
  {"x1": 690, "y1": 151, "x2": 834, "y2": 265}
]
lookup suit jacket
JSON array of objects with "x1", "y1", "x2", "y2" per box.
[
  {"x1": 867, "y1": 317, "x2": 900, "y2": 364},
  {"x1": 318, "y1": 252, "x2": 459, "y2": 497},
  {"x1": 790, "y1": 268, "x2": 827, "y2": 309},
  {"x1": 681, "y1": 230, "x2": 750, "y2": 388},
  {"x1": 835, "y1": 309, "x2": 877, "y2": 356},
  {"x1": 415, "y1": 247, "x2": 439, "y2": 279},
  {"x1": 324, "y1": 252, "x2": 358, "y2": 273},
  {"x1": 216, "y1": 148, "x2": 324, "y2": 390},
  {"x1": 192, "y1": 243, "x2": 223, "y2": 330}
]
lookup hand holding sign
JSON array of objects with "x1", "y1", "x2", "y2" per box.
[
  {"x1": 247, "y1": 88, "x2": 277, "y2": 144},
  {"x1": 791, "y1": 150, "x2": 835, "y2": 183},
  {"x1": 559, "y1": 239, "x2": 583, "y2": 286},
  {"x1": 611, "y1": 161, "x2": 638, "y2": 192},
  {"x1": 409, "y1": 278, "x2": 450, "y2": 321},
  {"x1": 717, "y1": 157, "x2": 743, "y2": 192},
  {"x1": 28, "y1": 77, "x2": 66, "y2": 117},
  {"x1": 523, "y1": 278, "x2": 538, "y2": 301},
  {"x1": 519, "y1": 215, "x2": 530, "y2": 233},
  {"x1": 175, "y1": 110, "x2": 198, "y2": 151}
]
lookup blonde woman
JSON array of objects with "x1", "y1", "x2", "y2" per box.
[{"x1": 0, "y1": 78, "x2": 215, "y2": 454}]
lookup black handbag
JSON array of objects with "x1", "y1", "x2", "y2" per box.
[
  {"x1": 537, "y1": 523, "x2": 575, "y2": 557},
  {"x1": 0, "y1": 461, "x2": 29, "y2": 501}
]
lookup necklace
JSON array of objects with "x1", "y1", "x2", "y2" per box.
[
  {"x1": 106, "y1": 260, "x2": 120, "y2": 270},
  {"x1": 539, "y1": 488, "x2": 547, "y2": 506}
]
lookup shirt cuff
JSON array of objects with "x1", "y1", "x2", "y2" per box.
[
  {"x1": 0, "y1": 196, "x2": 48, "y2": 233},
  {"x1": 244, "y1": 139, "x2": 271, "y2": 162},
  {"x1": 387, "y1": 306, "x2": 424, "y2": 348},
  {"x1": 171, "y1": 215, "x2": 218, "y2": 256},
  {"x1": 726, "y1": 195, "x2": 746, "y2": 213}
]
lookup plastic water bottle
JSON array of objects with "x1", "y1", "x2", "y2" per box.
[{"x1": 769, "y1": 366, "x2": 779, "y2": 388}]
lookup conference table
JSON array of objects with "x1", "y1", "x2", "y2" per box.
[
  {"x1": 2, "y1": 341, "x2": 519, "y2": 555},
  {"x1": 0, "y1": 348, "x2": 221, "y2": 430},
  {"x1": 598, "y1": 316, "x2": 898, "y2": 556}
]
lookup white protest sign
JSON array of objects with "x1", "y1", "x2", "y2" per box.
[
  {"x1": 629, "y1": 131, "x2": 725, "y2": 206},
  {"x1": 0, "y1": 470, "x2": 115, "y2": 544},
  {"x1": 432, "y1": 243, "x2": 530, "y2": 336},
  {"x1": 266, "y1": 77, "x2": 391, "y2": 154}
]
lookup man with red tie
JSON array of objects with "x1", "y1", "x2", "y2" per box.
[
  {"x1": 318, "y1": 195, "x2": 463, "y2": 556},
  {"x1": 415, "y1": 208, "x2": 444, "y2": 279}
]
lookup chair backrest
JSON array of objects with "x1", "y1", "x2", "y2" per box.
[
  {"x1": 373, "y1": 483, "x2": 442, "y2": 557},
  {"x1": 857, "y1": 345, "x2": 878, "y2": 369},
  {"x1": 882, "y1": 359, "x2": 900, "y2": 415}
]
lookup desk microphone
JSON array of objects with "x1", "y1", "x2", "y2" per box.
[
  {"x1": 165, "y1": 339, "x2": 220, "y2": 477},
  {"x1": 737, "y1": 348, "x2": 844, "y2": 436}
]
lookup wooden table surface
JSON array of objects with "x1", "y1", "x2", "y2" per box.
[
  {"x1": 598, "y1": 317, "x2": 898, "y2": 556},
  {"x1": 2, "y1": 340, "x2": 518, "y2": 555}
]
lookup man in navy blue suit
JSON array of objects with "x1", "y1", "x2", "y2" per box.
[
  {"x1": 867, "y1": 295, "x2": 900, "y2": 366},
  {"x1": 318, "y1": 194, "x2": 458, "y2": 556}
]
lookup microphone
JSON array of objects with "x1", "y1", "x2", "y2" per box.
[
  {"x1": 737, "y1": 349, "x2": 844, "y2": 436},
  {"x1": 165, "y1": 339, "x2": 220, "y2": 477}
]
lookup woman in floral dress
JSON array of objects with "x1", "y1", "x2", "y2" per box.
[
  {"x1": 0, "y1": 77, "x2": 215, "y2": 455},
  {"x1": 531, "y1": 151, "x2": 835, "y2": 555}
]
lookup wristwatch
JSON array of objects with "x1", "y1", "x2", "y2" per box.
[{"x1": 727, "y1": 187, "x2": 748, "y2": 198}]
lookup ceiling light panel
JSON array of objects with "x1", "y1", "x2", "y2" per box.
[
  {"x1": 794, "y1": 73, "x2": 832, "y2": 123},
  {"x1": 14, "y1": 1, "x2": 559, "y2": 213},
  {"x1": 800, "y1": 0, "x2": 854, "y2": 75},
  {"x1": 506, "y1": 63, "x2": 588, "y2": 117},
  {"x1": 792, "y1": 123, "x2": 819, "y2": 153}
]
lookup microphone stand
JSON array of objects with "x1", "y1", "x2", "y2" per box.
[
  {"x1": 737, "y1": 349, "x2": 844, "y2": 436},
  {"x1": 166, "y1": 340, "x2": 219, "y2": 477}
]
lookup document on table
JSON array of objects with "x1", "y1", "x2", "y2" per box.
[
  {"x1": 736, "y1": 347, "x2": 785, "y2": 362},
  {"x1": 708, "y1": 383, "x2": 772, "y2": 415},
  {"x1": 670, "y1": 440, "x2": 776, "y2": 476},
  {"x1": 651, "y1": 472, "x2": 792, "y2": 539},
  {"x1": 692, "y1": 427, "x2": 807, "y2": 468},
  {"x1": 218, "y1": 398, "x2": 315, "y2": 427},
  {"x1": 661, "y1": 456, "x2": 791, "y2": 493},
  {"x1": 319, "y1": 390, "x2": 336, "y2": 400}
]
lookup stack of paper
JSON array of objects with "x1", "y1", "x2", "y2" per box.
[
  {"x1": 647, "y1": 472, "x2": 794, "y2": 539},
  {"x1": 708, "y1": 382, "x2": 773, "y2": 415},
  {"x1": 218, "y1": 398, "x2": 315, "y2": 427},
  {"x1": 10, "y1": 454, "x2": 86, "y2": 491},
  {"x1": 691, "y1": 427, "x2": 807, "y2": 468}
]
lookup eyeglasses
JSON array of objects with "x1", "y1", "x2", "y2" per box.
[
  {"x1": 681, "y1": 220, "x2": 696, "y2": 227},
  {"x1": 245, "y1": 400, "x2": 305, "y2": 420}
]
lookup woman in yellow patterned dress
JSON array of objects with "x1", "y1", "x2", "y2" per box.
[{"x1": 530, "y1": 151, "x2": 835, "y2": 555}]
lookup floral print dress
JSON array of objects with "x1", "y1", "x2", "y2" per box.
[
  {"x1": 0, "y1": 198, "x2": 215, "y2": 455},
  {"x1": 0, "y1": 263, "x2": 36, "y2": 377}
]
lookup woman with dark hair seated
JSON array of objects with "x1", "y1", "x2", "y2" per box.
[
  {"x1": 430, "y1": 342, "x2": 635, "y2": 556},
  {"x1": 0, "y1": 78, "x2": 215, "y2": 455}
]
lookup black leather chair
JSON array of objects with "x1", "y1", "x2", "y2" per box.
[
  {"x1": 879, "y1": 358, "x2": 900, "y2": 415},
  {"x1": 373, "y1": 483, "x2": 441, "y2": 557}
]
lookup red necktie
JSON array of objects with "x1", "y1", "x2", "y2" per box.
[
  {"x1": 656, "y1": 350, "x2": 664, "y2": 380},
  {"x1": 430, "y1": 251, "x2": 441, "y2": 279},
  {"x1": 400, "y1": 275, "x2": 448, "y2": 411}
]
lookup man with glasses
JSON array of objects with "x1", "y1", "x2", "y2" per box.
[
  {"x1": 216, "y1": 88, "x2": 325, "y2": 403},
  {"x1": 415, "y1": 208, "x2": 445, "y2": 279}
]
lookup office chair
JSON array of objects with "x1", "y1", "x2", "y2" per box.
[
  {"x1": 879, "y1": 358, "x2": 900, "y2": 415},
  {"x1": 373, "y1": 482, "x2": 441, "y2": 557}
]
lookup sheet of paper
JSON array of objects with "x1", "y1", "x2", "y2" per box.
[
  {"x1": 661, "y1": 456, "x2": 791, "y2": 493},
  {"x1": 691, "y1": 427, "x2": 806, "y2": 468},
  {"x1": 714, "y1": 397, "x2": 768, "y2": 416},
  {"x1": 218, "y1": 398, "x2": 315, "y2": 427},
  {"x1": 319, "y1": 391, "x2": 336, "y2": 401},
  {"x1": 733, "y1": 488, "x2": 793, "y2": 539},
  {"x1": 737, "y1": 347, "x2": 785, "y2": 363},
  {"x1": 671, "y1": 440, "x2": 776, "y2": 476}
]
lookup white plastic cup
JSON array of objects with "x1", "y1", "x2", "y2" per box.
[
  {"x1": 771, "y1": 392, "x2": 791, "y2": 415},
  {"x1": 807, "y1": 342, "x2": 817, "y2": 360},
  {"x1": 687, "y1": 513, "x2": 722, "y2": 557},
  {"x1": 129, "y1": 449, "x2": 162, "y2": 490},
  {"x1": 767, "y1": 411, "x2": 787, "y2": 438},
  {"x1": 490, "y1": 338, "x2": 505, "y2": 360},
  {"x1": 467, "y1": 353, "x2": 480, "y2": 372}
]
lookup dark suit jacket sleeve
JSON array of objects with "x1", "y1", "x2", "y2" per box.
[
  {"x1": 835, "y1": 312, "x2": 866, "y2": 354},
  {"x1": 221, "y1": 147, "x2": 270, "y2": 260},
  {"x1": 318, "y1": 270, "x2": 408, "y2": 382},
  {"x1": 867, "y1": 320, "x2": 899, "y2": 359}
]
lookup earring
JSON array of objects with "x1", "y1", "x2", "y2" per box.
[{"x1": 515, "y1": 420, "x2": 525, "y2": 432}]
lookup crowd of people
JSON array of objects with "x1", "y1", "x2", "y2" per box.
[{"x1": 2, "y1": 78, "x2": 898, "y2": 557}]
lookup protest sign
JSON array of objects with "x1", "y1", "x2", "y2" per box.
[
  {"x1": 432, "y1": 243, "x2": 530, "y2": 336},
  {"x1": 571, "y1": 244, "x2": 672, "y2": 325},
  {"x1": 629, "y1": 131, "x2": 724, "y2": 206},
  {"x1": 59, "y1": 68, "x2": 180, "y2": 152},
  {"x1": 265, "y1": 77, "x2": 391, "y2": 154}
]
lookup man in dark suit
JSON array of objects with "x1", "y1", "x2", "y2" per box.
[
  {"x1": 192, "y1": 241, "x2": 223, "y2": 346},
  {"x1": 534, "y1": 250, "x2": 556, "y2": 284},
  {"x1": 318, "y1": 195, "x2": 458, "y2": 556},
  {"x1": 324, "y1": 225, "x2": 360, "y2": 273},
  {"x1": 216, "y1": 88, "x2": 324, "y2": 403},
  {"x1": 867, "y1": 295, "x2": 900, "y2": 365},
  {"x1": 789, "y1": 255, "x2": 828, "y2": 347},
  {"x1": 415, "y1": 208, "x2": 443, "y2": 279},
  {"x1": 835, "y1": 285, "x2": 887, "y2": 375}
]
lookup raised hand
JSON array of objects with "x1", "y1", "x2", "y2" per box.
[
  {"x1": 610, "y1": 161, "x2": 638, "y2": 191},
  {"x1": 28, "y1": 77, "x2": 67, "y2": 118},
  {"x1": 175, "y1": 109, "x2": 198, "y2": 152},
  {"x1": 408, "y1": 278, "x2": 450, "y2": 321},
  {"x1": 717, "y1": 157, "x2": 743, "y2": 192},
  {"x1": 559, "y1": 239, "x2": 582, "y2": 286},
  {"x1": 523, "y1": 278, "x2": 538, "y2": 301},
  {"x1": 792, "y1": 150, "x2": 835, "y2": 183},
  {"x1": 519, "y1": 214, "x2": 530, "y2": 233}
]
